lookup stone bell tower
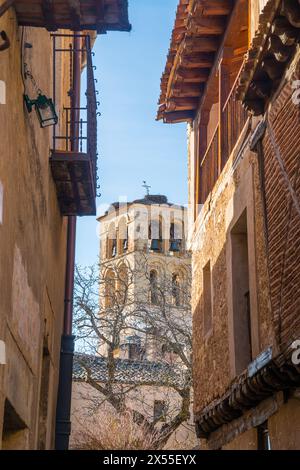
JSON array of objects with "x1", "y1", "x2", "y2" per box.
[{"x1": 97, "y1": 193, "x2": 191, "y2": 360}]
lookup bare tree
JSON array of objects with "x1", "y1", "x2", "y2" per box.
[
  {"x1": 72, "y1": 411, "x2": 159, "y2": 450},
  {"x1": 73, "y1": 253, "x2": 193, "y2": 449}
]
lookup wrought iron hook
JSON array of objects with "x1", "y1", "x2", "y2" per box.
[{"x1": 0, "y1": 30, "x2": 10, "y2": 51}]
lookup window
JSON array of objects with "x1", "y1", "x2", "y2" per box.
[
  {"x1": 111, "y1": 239, "x2": 117, "y2": 257},
  {"x1": 161, "y1": 343, "x2": 178, "y2": 363},
  {"x1": 153, "y1": 400, "x2": 167, "y2": 422},
  {"x1": 128, "y1": 343, "x2": 143, "y2": 361},
  {"x1": 203, "y1": 261, "x2": 213, "y2": 336},
  {"x1": 150, "y1": 270, "x2": 159, "y2": 305},
  {"x1": 121, "y1": 336, "x2": 144, "y2": 361},
  {"x1": 149, "y1": 217, "x2": 163, "y2": 252},
  {"x1": 231, "y1": 210, "x2": 252, "y2": 374},
  {"x1": 169, "y1": 220, "x2": 183, "y2": 252},
  {"x1": 172, "y1": 273, "x2": 181, "y2": 306},
  {"x1": 107, "y1": 222, "x2": 117, "y2": 259},
  {"x1": 257, "y1": 421, "x2": 271, "y2": 450},
  {"x1": 118, "y1": 217, "x2": 128, "y2": 255},
  {"x1": 2, "y1": 400, "x2": 27, "y2": 450}
]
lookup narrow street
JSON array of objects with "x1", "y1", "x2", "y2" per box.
[{"x1": 0, "y1": 0, "x2": 300, "y2": 458}]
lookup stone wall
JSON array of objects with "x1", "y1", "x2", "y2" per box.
[
  {"x1": 191, "y1": 125, "x2": 272, "y2": 414},
  {"x1": 190, "y1": 46, "x2": 300, "y2": 452}
]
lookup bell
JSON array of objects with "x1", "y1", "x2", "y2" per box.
[
  {"x1": 150, "y1": 239, "x2": 160, "y2": 251},
  {"x1": 170, "y1": 240, "x2": 180, "y2": 252},
  {"x1": 123, "y1": 239, "x2": 128, "y2": 251}
]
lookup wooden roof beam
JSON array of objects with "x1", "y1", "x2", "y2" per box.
[
  {"x1": 68, "y1": 0, "x2": 81, "y2": 31},
  {"x1": 41, "y1": 0, "x2": 57, "y2": 31},
  {"x1": 189, "y1": 16, "x2": 226, "y2": 35},
  {"x1": 184, "y1": 36, "x2": 220, "y2": 53},
  {"x1": 180, "y1": 52, "x2": 215, "y2": 68},
  {"x1": 167, "y1": 97, "x2": 200, "y2": 111},
  {"x1": 177, "y1": 67, "x2": 210, "y2": 81},
  {"x1": 194, "y1": 0, "x2": 233, "y2": 16},
  {"x1": 172, "y1": 82, "x2": 204, "y2": 97},
  {"x1": 163, "y1": 110, "x2": 196, "y2": 123},
  {"x1": 95, "y1": 0, "x2": 106, "y2": 33}
]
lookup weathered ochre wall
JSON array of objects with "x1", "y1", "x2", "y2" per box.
[
  {"x1": 0, "y1": 7, "x2": 69, "y2": 449},
  {"x1": 222, "y1": 428, "x2": 257, "y2": 450}
]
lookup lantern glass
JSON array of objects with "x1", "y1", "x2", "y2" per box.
[{"x1": 35, "y1": 94, "x2": 58, "y2": 128}]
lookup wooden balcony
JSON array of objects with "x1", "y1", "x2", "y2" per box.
[
  {"x1": 50, "y1": 151, "x2": 96, "y2": 216},
  {"x1": 4, "y1": 0, "x2": 131, "y2": 33}
]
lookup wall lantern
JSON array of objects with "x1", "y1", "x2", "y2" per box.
[{"x1": 24, "y1": 93, "x2": 58, "y2": 128}]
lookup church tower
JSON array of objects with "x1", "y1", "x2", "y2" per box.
[{"x1": 97, "y1": 193, "x2": 191, "y2": 361}]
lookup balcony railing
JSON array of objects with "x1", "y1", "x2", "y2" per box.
[
  {"x1": 199, "y1": 71, "x2": 249, "y2": 205},
  {"x1": 199, "y1": 126, "x2": 219, "y2": 204},
  {"x1": 221, "y1": 73, "x2": 249, "y2": 169},
  {"x1": 50, "y1": 34, "x2": 99, "y2": 216}
]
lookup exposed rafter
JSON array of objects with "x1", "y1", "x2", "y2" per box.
[
  {"x1": 236, "y1": 0, "x2": 300, "y2": 115},
  {"x1": 95, "y1": 0, "x2": 105, "y2": 34},
  {"x1": 41, "y1": 0, "x2": 57, "y2": 32},
  {"x1": 68, "y1": 0, "x2": 81, "y2": 31},
  {"x1": 9, "y1": 0, "x2": 131, "y2": 33},
  {"x1": 157, "y1": 0, "x2": 234, "y2": 123},
  {"x1": 195, "y1": 344, "x2": 300, "y2": 439}
]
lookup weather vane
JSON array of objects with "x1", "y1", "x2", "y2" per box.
[{"x1": 142, "y1": 180, "x2": 151, "y2": 196}]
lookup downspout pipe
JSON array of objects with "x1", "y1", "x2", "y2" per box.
[{"x1": 55, "y1": 34, "x2": 81, "y2": 450}]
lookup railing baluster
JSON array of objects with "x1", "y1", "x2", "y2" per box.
[
  {"x1": 80, "y1": 118, "x2": 83, "y2": 152},
  {"x1": 222, "y1": 72, "x2": 248, "y2": 169},
  {"x1": 199, "y1": 64, "x2": 249, "y2": 205}
]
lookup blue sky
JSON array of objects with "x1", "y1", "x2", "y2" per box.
[{"x1": 76, "y1": 0, "x2": 187, "y2": 266}]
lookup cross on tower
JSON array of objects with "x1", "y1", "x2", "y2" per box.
[{"x1": 142, "y1": 180, "x2": 151, "y2": 196}]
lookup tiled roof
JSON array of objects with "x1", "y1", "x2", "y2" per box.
[
  {"x1": 73, "y1": 354, "x2": 187, "y2": 388},
  {"x1": 195, "y1": 343, "x2": 300, "y2": 441}
]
